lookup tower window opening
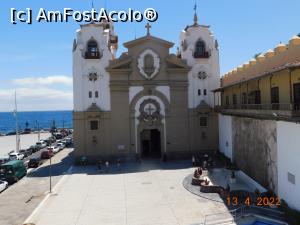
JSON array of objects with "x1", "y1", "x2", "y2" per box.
[
  {"x1": 194, "y1": 40, "x2": 209, "y2": 58},
  {"x1": 85, "y1": 40, "x2": 101, "y2": 59}
]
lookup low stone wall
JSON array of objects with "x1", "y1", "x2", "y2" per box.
[
  {"x1": 191, "y1": 177, "x2": 205, "y2": 186},
  {"x1": 200, "y1": 184, "x2": 225, "y2": 194}
]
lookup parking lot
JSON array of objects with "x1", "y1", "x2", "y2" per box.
[{"x1": 0, "y1": 147, "x2": 74, "y2": 225}]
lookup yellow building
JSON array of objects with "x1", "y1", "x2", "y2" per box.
[
  {"x1": 215, "y1": 35, "x2": 300, "y2": 120},
  {"x1": 214, "y1": 35, "x2": 300, "y2": 211}
]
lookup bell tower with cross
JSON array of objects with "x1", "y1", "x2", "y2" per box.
[{"x1": 145, "y1": 23, "x2": 152, "y2": 36}]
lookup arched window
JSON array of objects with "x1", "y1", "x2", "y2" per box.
[
  {"x1": 85, "y1": 40, "x2": 100, "y2": 59},
  {"x1": 194, "y1": 40, "x2": 209, "y2": 58},
  {"x1": 144, "y1": 54, "x2": 154, "y2": 69}
]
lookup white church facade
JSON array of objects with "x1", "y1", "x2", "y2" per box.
[{"x1": 72, "y1": 13, "x2": 220, "y2": 162}]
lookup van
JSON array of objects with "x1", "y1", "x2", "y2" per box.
[{"x1": 0, "y1": 160, "x2": 27, "y2": 184}]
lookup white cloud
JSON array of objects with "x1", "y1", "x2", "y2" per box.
[
  {"x1": 12, "y1": 75, "x2": 72, "y2": 86},
  {"x1": 0, "y1": 88, "x2": 73, "y2": 112}
]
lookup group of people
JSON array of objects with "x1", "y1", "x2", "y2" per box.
[
  {"x1": 97, "y1": 158, "x2": 121, "y2": 171},
  {"x1": 192, "y1": 154, "x2": 213, "y2": 169},
  {"x1": 193, "y1": 167, "x2": 203, "y2": 179}
]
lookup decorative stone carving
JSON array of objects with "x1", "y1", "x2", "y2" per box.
[
  {"x1": 86, "y1": 67, "x2": 103, "y2": 82},
  {"x1": 88, "y1": 72, "x2": 98, "y2": 81},
  {"x1": 137, "y1": 49, "x2": 160, "y2": 80},
  {"x1": 198, "y1": 71, "x2": 207, "y2": 79},
  {"x1": 138, "y1": 99, "x2": 162, "y2": 125}
]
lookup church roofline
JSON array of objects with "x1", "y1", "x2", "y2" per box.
[
  {"x1": 184, "y1": 24, "x2": 210, "y2": 31},
  {"x1": 123, "y1": 35, "x2": 174, "y2": 49},
  {"x1": 79, "y1": 21, "x2": 110, "y2": 29}
]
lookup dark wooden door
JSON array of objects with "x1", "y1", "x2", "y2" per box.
[
  {"x1": 294, "y1": 83, "x2": 300, "y2": 110},
  {"x1": 271, "y1": 87, "x2": 279, "y2": 110}
]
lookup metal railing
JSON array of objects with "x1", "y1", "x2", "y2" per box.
[
  {"x1": 85, "y1": 51, "x2": 102, "y2": 59},
  {"x1": 215, "y1": 103, "x2": 300, "y2": 111},
  {"x1": 203, "y1": 205, "x2": 286, "y2": 225}
]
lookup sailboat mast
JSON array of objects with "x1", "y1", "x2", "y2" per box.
[{"x1": 15, "y1": 91, "x2": 20, "y2": 153}]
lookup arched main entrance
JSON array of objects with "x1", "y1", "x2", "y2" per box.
[{"x1": 140, "y1": 129, "x2": 161, "y2": 158}]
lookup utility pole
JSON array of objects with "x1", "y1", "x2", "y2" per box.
[
  {"x1": 14, "y1": 91, "x2": 20, "y2": 153},
  {"x1": 36, "y1": 120, "x2": 40, "y2": 142}
]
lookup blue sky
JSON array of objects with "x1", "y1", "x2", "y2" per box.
[{"x1": 0, "y1": 0, "x2": 299, "y2": 111}]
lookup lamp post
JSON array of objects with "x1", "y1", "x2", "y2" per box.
[
  {"x1": 49, "y1": 156, "x2": 52, "y2": 193},
  {"x1": 36, "y1": 120, "x2": 40, "y2": 142}
]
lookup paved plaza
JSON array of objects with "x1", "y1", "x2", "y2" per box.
[{"x1": 27, "y1": 161, "x2": 232, "y2": 225}]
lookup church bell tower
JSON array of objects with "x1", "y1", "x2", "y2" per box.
[
  {"x1": 179, "y1": 3, "x2": 220, "y2": 109},
  {"x1": 72, "y1": 20, "x2": 118, "y2": 112}
]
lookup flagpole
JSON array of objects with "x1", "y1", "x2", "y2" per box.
[{"x1": 14, "y1": 91, "x2": 20, "y2": 153}]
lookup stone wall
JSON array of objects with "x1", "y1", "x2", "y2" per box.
[{"x1": 232, "y1": 117, "x2": 278, "y2": 193}]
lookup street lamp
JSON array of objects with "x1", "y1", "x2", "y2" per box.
[
  {"x1": 49, "y1": 156, "x2": 52, "y2": 193},
  {"x1": 36, "y1": 120, "x2": 40, "y2": 142}
]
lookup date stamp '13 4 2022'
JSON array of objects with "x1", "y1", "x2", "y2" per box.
[{"x1": 226, "y1": 196, "x2": 281, "y2": 207}]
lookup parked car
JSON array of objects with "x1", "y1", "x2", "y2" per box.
[
  {"x1": 0, "y1": 180, "x2": 8, "y2": 192},
  {"x1": 0, "y1": 160, "x2": 27, "y2": 184},
  {"x1": 36, "y1": 141, "x2": 47, "y2": 149},
  {"x1": 48, "y1": 146, "x2": 59, "y2": 154},
  {"x1": 9, "y1": 152, "x2": 24, "y2": 160},
  {"x1": 60, "y1": 139, "x2": 67, "y2": 146},
  {"x1": 44, "y1": 138, "x2": 55, "y2": 146},
  {"x1": 41, "y1": 149, "x2": 54, "y2": 159},
  {"x1": 56, "y1": 143, "x2": 65, "y2": 151},
  {"x1": 65, "y1": 137, "x2": 73, "y2": 146},
  {"x1": 19, "y1": 149, "x2": 33, "y2": 158},
  {"x1": 54, "y1": 133, "x2": 63, "y2": 140},
  {"x1": 28, "y1": 157, "x2": 42, "y2": 168},
  {"x1": 0, "y1": 157, "x2": 10, "y2": 165},
  {"x1": 28, "y1": 145, "x2": 40, "y2": 153}
]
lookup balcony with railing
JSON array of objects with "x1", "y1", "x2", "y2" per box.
[
  {"x1": 85, "y1": 51, "x2": 102, "y2": 59},
  {"x1": 215, "y1": 103, "x2": 300, "y2": 121},
  {"x1": 193, "y1": 51, "x2": 210, "y2": 59}
]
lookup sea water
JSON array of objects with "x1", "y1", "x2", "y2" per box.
[{"x1": 0, "y1": 111, "x2": 72, "y2": 134}]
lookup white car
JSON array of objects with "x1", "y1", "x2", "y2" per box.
[
  {"x1": 48, "y1": 146, "x2": 59, "y2": 154},
  {"x1": 0, "y1": 180, "x2": 8, "y2": 192},
  {"x1": 9, "y1": 152, "x2": 24, "y2": 160},
  {"x1": 36, "y1": 141, "x2": 47, "y2": 149},
  {"x1": 56, "y1": 143, "x2": 65, "y2": 151}
]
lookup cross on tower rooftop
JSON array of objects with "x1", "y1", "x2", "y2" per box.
[
  {"x1": 145, "y1": 23, "x2": 152, "y2": 36},
  {"x1": 193, "y1": 1, "x2": 198, "y2": 25}
]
